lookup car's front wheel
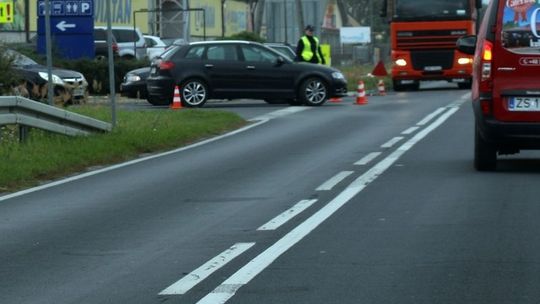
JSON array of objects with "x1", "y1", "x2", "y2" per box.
[
  {"x1": 181, "y1": 79, "x2": 208, "y2": 107},
  {"x1": 474, "y1": 125, "x2": 497, "y2": 171},
  {"x1": 298, "y1": 77, "x2": 328, "y2": 106}
]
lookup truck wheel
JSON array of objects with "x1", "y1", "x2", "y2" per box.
[{"x1": 474, "y1": 125, "x2": 497, "y2": 171}]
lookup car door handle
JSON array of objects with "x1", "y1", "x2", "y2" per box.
[
  {"x1": 205, "y1": 64, "x2": 214, "y2": 68},
  {"x1": 246, "y1": 66, "x2": 255, "y2": 70}
]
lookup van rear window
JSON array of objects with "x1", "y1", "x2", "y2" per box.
[{"x1": 501, "y1": 1, "x2": 540, "y2": 54}]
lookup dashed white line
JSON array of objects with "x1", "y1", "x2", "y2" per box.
[
  {"x1": 381, "y1": 136, "x2": 404, "y2": 148},
  {"x1": 194, "y1": 105, "x2": 460, "y2": 304},
  {"x1": 159, "y1": 242, "x2": 255, "y2": 295},
  {"x1": 354, "y1": 152, "x2": 381, "y2": 166},
  {"x1": 316, "y1": 171, "x2": 354, "y2": 191},
  {"x1": 257, "y1": 199, "x2": 318, "y2": 231},
  {"x1": 401, "y1": 126, "x2": 419, "y2": 135}
]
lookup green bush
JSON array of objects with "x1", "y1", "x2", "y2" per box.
[{"x1": 222, "y1": 31, "x2": 266, "y2": 42}]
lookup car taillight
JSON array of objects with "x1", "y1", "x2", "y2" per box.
[
  {"x1": 481, "y1": 40, "x2": 493, "y2": 81},
  {"x1": 159, "y1": 60, "x2": 175, "y2": 70},
  {"x1": 112, "y1": 43, "x2": 119, "y2": 53},
  {"x1": 479, "y1": 40, "x2": 493, "y2": 115}
]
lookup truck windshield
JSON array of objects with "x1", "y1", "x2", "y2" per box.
[{"x1": 394, "y1": 0, "x2": 470, "y2": 21}]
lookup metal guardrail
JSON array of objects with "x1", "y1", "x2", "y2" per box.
[{"x1": 0, "y1": 96, "x2": 112, "y2": 141}]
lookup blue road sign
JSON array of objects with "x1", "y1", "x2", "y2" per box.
[
  {"x1": 37, "y1": 0, "x2": 95, "y2": 59},
  {"x1": 38, "y1": 0, "x2": 93, "y2": 16},
  {"x1": 37, "y1": 16, "x2": 93, "y2": 35}
]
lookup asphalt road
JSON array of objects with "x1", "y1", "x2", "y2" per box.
[{"x1": 2, "y1": 84, "x2": 540, "y2": 304}]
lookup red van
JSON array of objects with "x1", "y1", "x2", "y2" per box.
[{"x1": 457, "y1": 0, "x2": 540, "y2": 171}]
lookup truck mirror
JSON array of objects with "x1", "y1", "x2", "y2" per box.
[{"x1": 475, "y1": 0, "x2": 483, "y2": 9}]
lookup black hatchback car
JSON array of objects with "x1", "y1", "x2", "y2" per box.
[{"x1": 145, "y1": 40, "x2": 347, "y2": 107}]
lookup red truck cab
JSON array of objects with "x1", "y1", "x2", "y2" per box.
[{"x1": 381, "y1": 0, "x2": 483, "y2": 91}]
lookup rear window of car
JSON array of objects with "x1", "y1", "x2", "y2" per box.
[
  {"x1": 206, "y1": 45, "x2": 238, "y2": 61},
  {"x1": 185, "y1": 45, "x2": 204, "y2": 59},
  {"x1": 501, "y1": 1, "x2": 540, "y2": 54},
  {"x1": 112, "y1": 29, "x2": 139, "y2": 43}
]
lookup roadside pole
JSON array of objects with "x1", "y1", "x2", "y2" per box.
[
  {"x1": 44, "y1": 0, "x2": 54, "y2": 106},
  {"x1": 106, "y1": 0, "x2": 116, "y2": 128}
]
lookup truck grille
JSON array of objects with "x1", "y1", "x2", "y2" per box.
[
  {"x1": 396, "y1": 29, "x2": 467, "y2": 50},
  {"x1": 410, "y1": 50, "x2": 454, "y2": 71}
]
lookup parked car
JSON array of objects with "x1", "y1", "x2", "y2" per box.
[
  {"x1": 93, "y1": 27, "x2": 119, "y2": 59},
  {"x1": 94, "y1": 26, "x2": 146, "y2": 59},
  {"x1": 264, "y1": 42, "x2": 296, "y2": 61},
  {"x1": 120, "y1": 66, "x2": 150, "y2": 99},
  {"x1": 456, "y1": 0, "x2": 540, "y2": 171},
  {"x1": 144, "y1": 35, "x2": 167, "y2": 60},
  {"x1": 6, "y1": 49, "x2": 88, "y2": 106},
  {"x1": 145, "y1": 40, "x2": 347, "y2": 107}
]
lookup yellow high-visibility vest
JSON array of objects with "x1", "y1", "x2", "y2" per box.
[{"x1": 301, "y1": 36, "x2": 321, "y2": 63}]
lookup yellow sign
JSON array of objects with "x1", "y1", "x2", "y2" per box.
[{"x1": 0, "y1": 1, "x2": 13, "y2": 23}]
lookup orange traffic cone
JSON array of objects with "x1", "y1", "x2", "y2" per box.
[
  {"x1": 377, "y1": 79, "x2": 386, "y2": 96},
  {"x1": 355, "y1": 80, "x2": 368, "y2": 105},
  {"x1": 171, "y1": 85, "x2": 183, "y2": 109}
]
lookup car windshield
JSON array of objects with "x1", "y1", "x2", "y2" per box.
[
  {"x1": 393, "y1": 0, "x2": 470, "y2": 21},
  {"x1": 5, "y1": 49, "x2": 39, "y2": 66}
]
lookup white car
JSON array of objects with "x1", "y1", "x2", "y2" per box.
[
  {"x1": 144, "y1": 35, "x2": 167, "y2": 60},
  {"x1": 94, "y1": 26, "x2": 146, "y2": 59}
]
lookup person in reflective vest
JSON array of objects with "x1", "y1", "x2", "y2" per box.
[{"x1": 295, "y1": 25, "x2": 326, "y2": 64}]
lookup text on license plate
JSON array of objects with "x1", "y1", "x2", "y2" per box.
[{"x1": 508, "y1": 97, "x2": 540, "y2": 111}]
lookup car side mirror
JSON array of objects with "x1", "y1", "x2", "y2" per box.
[
  {"x1": 275, "y1": 56, "x2": 286, "y2": 66},
  {"x1": 456, "y1": 35, "x2": 477, "y2": 55}
]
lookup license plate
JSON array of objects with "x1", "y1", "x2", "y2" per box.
[
  {"x1": 72, "y1": 88, "x2": 85, "y2": 97},
  {"x1": 424, "y1": 66, "x2": 442, "y2": 71},
  {"x1": 508, "y1": 97, "x2": 540, "y2": 111}
]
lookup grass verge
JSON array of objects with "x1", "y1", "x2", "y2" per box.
[{"x1": 0, "y1": 105, "x2": 247, "y2": 194}]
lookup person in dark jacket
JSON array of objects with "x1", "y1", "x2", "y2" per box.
[{"x1": 296, "y1": 25, "x2": 326, "y2": 64}]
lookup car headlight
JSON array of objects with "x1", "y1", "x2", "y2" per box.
[
  {"x1": 332, "y1": 72, "x2": 345, "y2": 80},
  {"x1": 39, "y1": 72, "x2": 64, "y2": 85},
  {"x1": 125, "y1": 74, "x2": 142, "y2": 82}
]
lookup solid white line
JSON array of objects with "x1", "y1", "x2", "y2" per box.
[
  {"x1": 159, "y1": 242, "x2": 255, "y2": 295},
  {"x1": 315, "y1": 171, "x2": 354, "y2": 191},
  {"x1": 354, "y1": 152, "x2": 382, "y2": 166},
  {"x1": 195, "y1": 106, "x2": 460, "y2": 304},
  {"x1": 249, "y1": 107, "x2": 310, "y2": 122},
  {"x1": 417, "y1": 107, "x2": 446, "y2": 125},
  {"x1": 257, "y1": 199, "x2": 318, "y2": 231},
  {"x1": 401, "y1": 126, "x2": 419, "y2": 135},
  {"x1": 381, "y1": 136, "x2": 404, "y2": 148}
]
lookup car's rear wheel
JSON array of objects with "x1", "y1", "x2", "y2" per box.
[
  {"x1": 181, "y1": 79, "x2": 208, "y2": 107},
  {"x1": 474, "y1": 125, "x2": 497, "y2": 171}
]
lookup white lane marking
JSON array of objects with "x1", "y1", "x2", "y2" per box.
[
  {"x1": 417, "y1": 107, "x2": 446, "y2": 126},
  {"x1": 257, "y1": 199, "x2": 318, "y2": 231},
  {"x1": 1, "y1": 106, "x2": 309, "y2": 203},
  {"x1": 315, "y1": 171, "x2": 354, "y2": 191},
  {"x1": 195, "y1": 105, "x2": 460, "y2": 304},
  {"x1": 159, "y1": 242, "x2": 255, "y2": 295},
  {"x1": 249, "y1": 107, "x2": 310, "y2": 122},
  {"x1": 354, "y1": 152, "x2": 382, "y2": 166},
  {"x1": 401, "y1": 126, "x2": 419, "y2": 135},
  {"x1": 381, "y1": 136, "x2": 404, "y2": 148}
]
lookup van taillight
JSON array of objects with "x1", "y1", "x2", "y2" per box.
[
  {"x1": 481, "y1": 40, "x2": 493, "y2": 81},
  {"x1": 159, "y1": 61, "x2": 175, "y2": 70}
]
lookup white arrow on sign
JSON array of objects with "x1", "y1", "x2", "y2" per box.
[{"x1": 56, "y1": 20, "x2": 76, "y2": 31}]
